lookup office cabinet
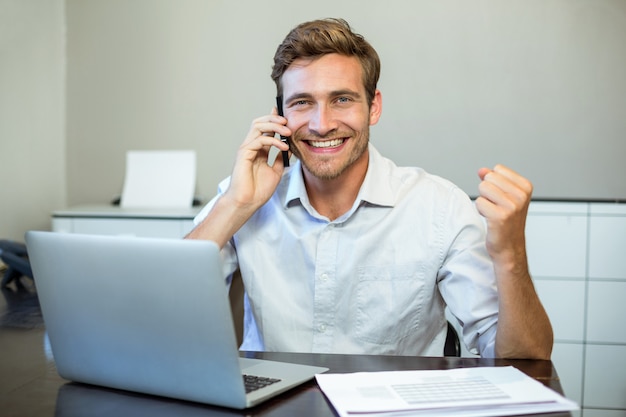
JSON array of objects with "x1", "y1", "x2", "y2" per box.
[{"x1": 51, "y1": 205, "x2": 200, "y2": 238}]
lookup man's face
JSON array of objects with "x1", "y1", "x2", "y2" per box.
[{"x1": 280, "y1": 53, "x2": 381, "y2": 180}]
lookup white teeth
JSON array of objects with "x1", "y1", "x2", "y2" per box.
[{"x1": 309, "y1": 138, "x2": 344, "y2": 148}]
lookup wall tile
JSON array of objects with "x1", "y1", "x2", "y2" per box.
[
  {"x1": 528, "y1": 202, "x2": 588, "y2": 215},
  {"x1": 551, "y1": 343, "x2": 584, "y2": 405},
  {"x1": 586, "y1": 281, "x2": 626, "y2": 344},
  {"x1": 584, "y1": 345, "x2": 626, "y2": 409},
  {"x1": 590, "y1": 203, "x2": 626, "y2": 216},
  {"x1": 535, "y1": 280, "x2": 585, "y2": 342},
  {"x1": 588, "y1": 216, "x2": 626, "y2": 280},
  {"x1": 582, "y1": 409, "x2": 626, "y2": 417},
  {"x1": 526, "y1": 214, "x2": 588, "y2": 278}
]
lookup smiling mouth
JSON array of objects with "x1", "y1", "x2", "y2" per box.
[{"x1": 308, "y1": 138, "x2": 345, "y2": 148}]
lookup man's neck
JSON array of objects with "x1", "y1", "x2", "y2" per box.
[{"x1": 303, "y1": 151, "x2": 369, "y2": 221}]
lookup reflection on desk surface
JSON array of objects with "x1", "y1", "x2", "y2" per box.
[{"x1": 55, "y1": 383, "x2": 240, "y2": 417}]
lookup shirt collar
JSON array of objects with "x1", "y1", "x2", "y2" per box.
[
  {"x1": 357, "y1": 144, "x2": 396, "y2": 207},
  {"x1": 282, "y1": 143, "x2": 396, "y2": 209}
]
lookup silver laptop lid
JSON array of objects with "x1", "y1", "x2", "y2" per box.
[{"x1": 26, "y1": 231, "x2": 249, "y2": 408}]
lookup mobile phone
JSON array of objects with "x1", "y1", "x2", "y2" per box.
[{"x1": 275, "y1": 96, "x2": 290, "y2": 167}]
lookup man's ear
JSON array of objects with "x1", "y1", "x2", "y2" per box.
[{"x1": 369, "y1": 89, "x2": 382, "y2": 126}]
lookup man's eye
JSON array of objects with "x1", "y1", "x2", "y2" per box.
[{"x1": 337, "y1": 97, "x2": 352, "y2": 103}]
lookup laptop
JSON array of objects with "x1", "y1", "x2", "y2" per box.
[{"x1": 25, "y1": 231, "x2": 328, "y2": 409}]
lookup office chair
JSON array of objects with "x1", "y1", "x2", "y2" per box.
[
  {"x1": 0, "y1": 240, "x2": 33, "y2": 288},
  {"x1": 444, "y1": 321, "x2": 461, "y2": 357}
]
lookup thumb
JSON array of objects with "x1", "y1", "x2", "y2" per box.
[{"x1": 477, "y1": 167, "x2": 492, "y2": 181}]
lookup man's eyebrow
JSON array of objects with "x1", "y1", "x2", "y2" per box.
[
  {"x1": 284, "y1": 92, "x2": 314, "y2": 104},
  {"x1": 330, "y1": 89, "x2": 362, "y2": 99}
]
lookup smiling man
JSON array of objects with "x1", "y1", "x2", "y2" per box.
[{"x1": 187, "y1": 18, "x2": 553, "y2": 359}]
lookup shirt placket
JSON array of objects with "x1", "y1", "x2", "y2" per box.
[{"x1": 312, "y1": 223, "x2": 339, "y2": 352}]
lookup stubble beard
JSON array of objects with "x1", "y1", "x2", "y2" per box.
[{"x1": 291, "y1": 128, "x2": 370, "y2": 181}]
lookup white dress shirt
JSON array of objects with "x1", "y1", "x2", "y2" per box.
[{"x1": 194, "y1": 144, "x2": 498, "y2": 357}]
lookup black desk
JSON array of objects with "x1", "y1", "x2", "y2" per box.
[{"x1": 0, "y1": 326, "x2": 572, "y2": 417}]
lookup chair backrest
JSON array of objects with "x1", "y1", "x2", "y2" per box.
[{"x1": 444, "y1": 321, "x2": 461, "y2": 357}]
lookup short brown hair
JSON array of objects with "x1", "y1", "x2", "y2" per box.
[{"x1": 272, "y1": 18, "x2": 380, "y2": 106}]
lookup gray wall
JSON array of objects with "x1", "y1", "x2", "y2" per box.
[
  {"x1": 0, "y1": 0, "x2": 65, "y2": 242},
  {"x1": 2, "y1": 1, "x2": 625, "y2": 243},
  {"x1": 66, "y1": 0, "x2": 626, "y2": 205}
]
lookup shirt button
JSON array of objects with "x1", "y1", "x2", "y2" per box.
[
  {"x1": 318, "y1": 324, "x2": 327, "y2": 333},
  {"x1": 320, "y1": 273, "x2": 329, "y2": 282}
]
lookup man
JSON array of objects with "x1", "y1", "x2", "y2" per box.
[{"x1": 187, "y1": 18, "x2": 553, "y2": 359}]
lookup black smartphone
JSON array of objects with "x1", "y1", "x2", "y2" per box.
[{"x1": 275, "y1": 96, "x2": 290, "y2": 167}]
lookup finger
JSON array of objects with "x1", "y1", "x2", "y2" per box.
[
  {"x1": 477, "y1": 175, "x2": 532, "y2": 230},
  {"x1": 252, "y1": 116, "x2": 290, "y2": 139},
  {"x1": 477, "y1": 167, "x2": 492, "y2": 181},
  {"x1": 239, "y1": 134, "x2": 286, "y2": 157},
  {"x1": 474, "y1": 195, "x2": 499, "y2": 219},
  {"x1": 477, "y1": 180, "x2": 509, "y2": 211},
  {"x1": 479, "y1": 165, "x2": 532, "y2": 203},
  {"x1": 244, "y1": 123, "x2": 286, "y2": 146},
  {"x1": 481, "y1": 170, "x2": 514, "y2": 197},
  {"x1": 493, "y1": 164, "x2": 533, "y2": 195},
  {"x1": 255, "y1": 136, "x2": 289, "y2": 151},
  {"x1": 477, "y1": 178, "x2": 521, "y2": 221},
  {"x1": 483, "y1": 165, "x2": 532, "y2": 194},
  {"x1": 477, "y1": 168, "x2": 506, "y2": 204},
  {"x1": 265, "y1": 107, "x2": 282, "y2": 128}
]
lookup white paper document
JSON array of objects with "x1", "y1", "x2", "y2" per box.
[
  {"x1": 315, "y1": 366, "x2": 578, "y2": 417},
  {"x1": 121, "y1": 150, "x2": 196, "y2": 208}
]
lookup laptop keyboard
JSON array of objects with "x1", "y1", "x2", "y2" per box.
[{"x1": 243, "y1": 374, "x2": 282, "y2": 393}]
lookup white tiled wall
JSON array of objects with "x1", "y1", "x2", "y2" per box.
[
  {"x1": 588, "y1": 213, "x2": 626, "y2": 280},
  {"x1": 526, "y1": 202, "x2": 588, "y2": 279},
  {"x1": 551, "y1": 343, "x2": 584, "y2": 415},
  {"x1": 534, "y1": 280, "x2": 586, "y2": 342},
  {"x1": 586, "y1": 281, "x2": 626, "y2": 344},
  {"x1": 526, "y1": 201, "x2": 626, "y2": 417},
  {"x1": 584, "y1": 345, "x2": 626, "y2": 409}
]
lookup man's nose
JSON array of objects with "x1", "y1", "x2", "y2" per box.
[{"x1": 308, "y1": 105, "x2": 337, "y2": 137}]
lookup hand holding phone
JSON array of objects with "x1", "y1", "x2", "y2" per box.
[{"x1": 275, "y1": 96, "x2": 290, "y2": 167}]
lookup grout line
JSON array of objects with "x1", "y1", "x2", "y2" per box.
[{"x1": 579, "y1": 203, "x2": 591, "y2": 409}]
